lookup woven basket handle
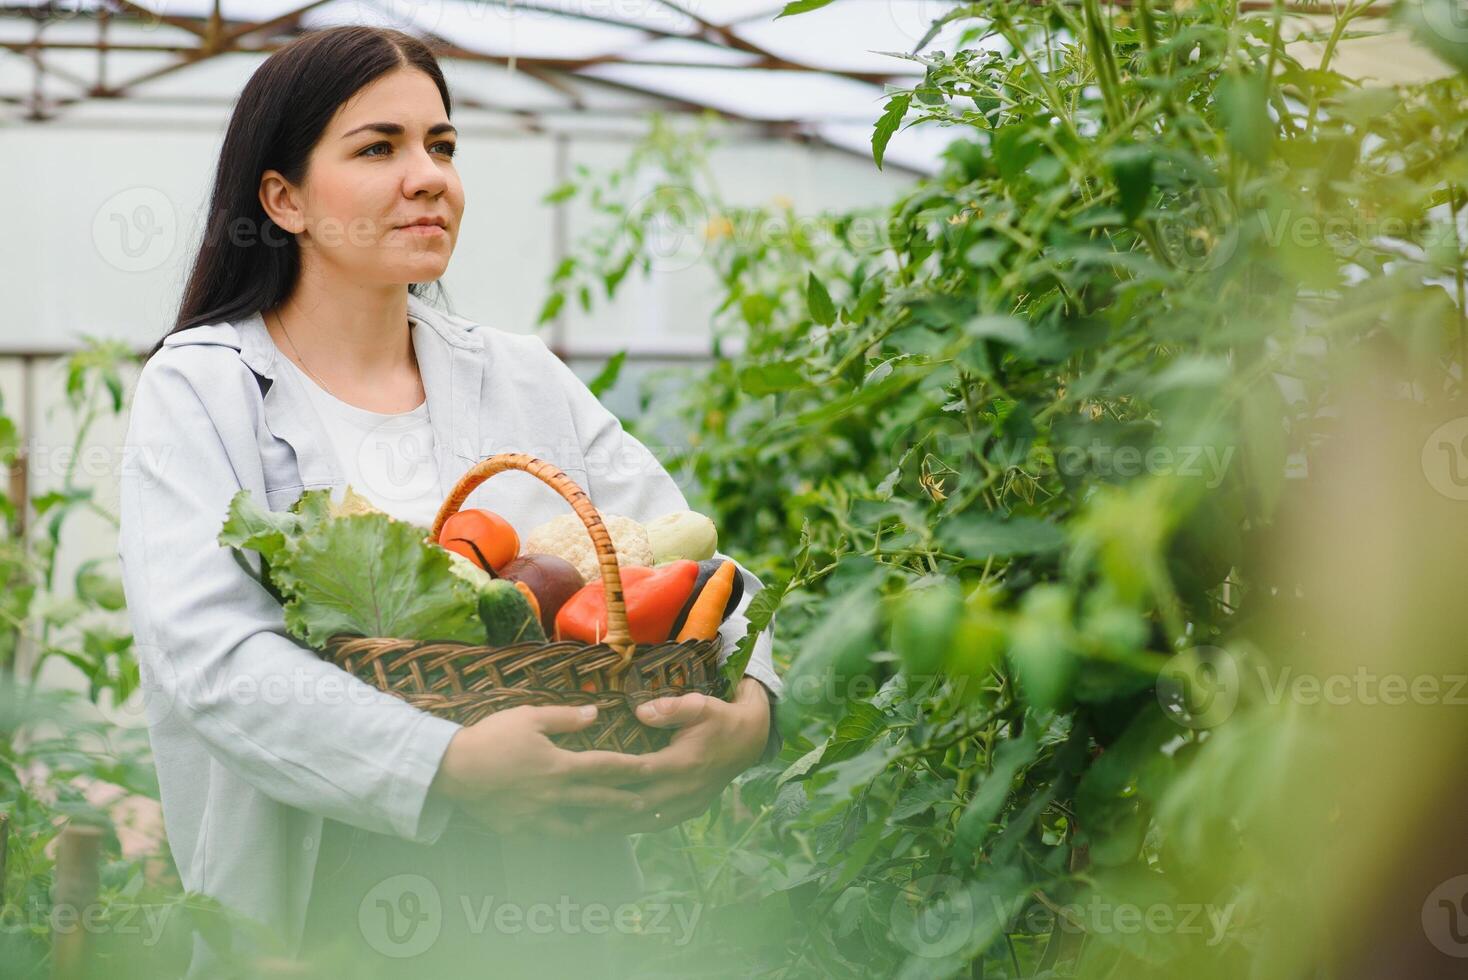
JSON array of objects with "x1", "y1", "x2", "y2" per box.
[{"x1": 430, "y1": 453, "x2": 635, "y2": 668}]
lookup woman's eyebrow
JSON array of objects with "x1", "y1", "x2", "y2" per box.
[{"x1": 341, "y1": 122, "x2": 458, "y2": 140}]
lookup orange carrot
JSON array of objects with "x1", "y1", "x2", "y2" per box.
[
  {"x1": 512, "y1": 580, "x2": 542, "y2": 625},
  {"x1": 675, "y1": 560, "x2": 736, "y2": 641}
]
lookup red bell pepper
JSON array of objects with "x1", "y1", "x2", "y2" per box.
[{"x1": 554, "y1": 560, "x2": 700, "y2": 644}]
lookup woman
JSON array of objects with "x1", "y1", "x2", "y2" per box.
[{"x1": 116, "y1": 26, "x2": 783, "y2": 979}]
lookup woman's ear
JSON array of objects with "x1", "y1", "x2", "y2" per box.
[{"x1": 259, "y1": 169, "x2": 304, "y2": 235}]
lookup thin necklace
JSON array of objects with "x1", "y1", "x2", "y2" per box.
[{"x1": 271, "y1": 307, "x2": 424, "y2": 406}]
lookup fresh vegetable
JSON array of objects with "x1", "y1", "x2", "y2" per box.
[
  {"x1": 522, "y1": 513, "x2": 653, "y2": 583},
  {"x1": 499, "y1": 554, "x2": 584, "y2": 635},
  {"x1": 554, "y1": 559, "x2": 699, "y2": 645},
  {"x1": 438, "y1": 508, "x2": 519, "y2": 574},
  {"x1": 669, "y1": 557, "x2": 745, "y2": 638},
  {"x1": 328, "y1": 484, "x2": 384, "y2": 518},
  {"x1": 512, "y1": 580, "x2": 541, "y2": 624},
  {"x1": 478, "y1": 580, "x2": 545, "y2": 645},
  {"x1": 675, "y1": 560, "x2": 737, "y2": 641},
  {"x1": 645, "y1": 510, "x2": 718, "y2": 564},
  {"x1": 221, "y1": 488, "x2": 489, "y2": 648}
]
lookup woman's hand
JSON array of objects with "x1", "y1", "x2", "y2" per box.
[
  {"x1": 428, "y1": 704, "x2": 650, "y2": 836},
  {"x1": 572, "y1": 678, "x2": 774, "y2": 836}
]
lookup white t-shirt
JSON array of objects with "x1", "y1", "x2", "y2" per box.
[{"x1": 281, "y1": 355, "x2": 443, "y2": 529}]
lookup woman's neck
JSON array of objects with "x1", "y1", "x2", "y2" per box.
[{"x1": 264, "y1": 280, "x2": 425, "y2": 413}]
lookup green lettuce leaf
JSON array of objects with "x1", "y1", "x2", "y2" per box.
[
  {"x1": 268, "y1": 509, "x2": 485, "y2": 648},
  {"x1": 218, "y1": 489, "x2": 302, "y2": 567}
]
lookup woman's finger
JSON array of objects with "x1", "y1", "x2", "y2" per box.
[
  {"x1": 635, "y1": 692, "x2": 716, "y2": 729},
  {"x1": 635, "y1": 738, "x2": 701, "y2": 779},
  {"x1": 527, "y1": 703, "x2": 604, "y2": 734},
  {"x1": 556, "y1": 748, "x2": 651, "y2": 784}
]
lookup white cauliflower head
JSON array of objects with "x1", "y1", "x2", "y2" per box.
[{"x1": 522, "y1": 513, "x2": 653, "y2": 584}]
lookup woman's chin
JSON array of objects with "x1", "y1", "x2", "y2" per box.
[{"x1": 378, "y1": 257, "x2": 451, "y2": 283}]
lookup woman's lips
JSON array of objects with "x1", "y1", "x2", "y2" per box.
[{"x1": 397, "y1": 224, "x2": 446, "y2": 236}]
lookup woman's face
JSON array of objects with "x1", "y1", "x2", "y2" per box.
[{"x1": 260, "y1": 67, "x2": 464, "y2": 288}]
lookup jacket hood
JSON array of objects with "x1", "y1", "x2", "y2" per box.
[{"x1": 160, "y1": 293, "x2": 482, "y2": 378}]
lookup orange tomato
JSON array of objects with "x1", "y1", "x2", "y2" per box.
[{"x1": 439, "y1": 509, "x2": 519, "y2": 573}]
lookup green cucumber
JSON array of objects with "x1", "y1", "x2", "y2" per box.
[{"x1": 477, "y1": 579, "x2": 547, "y2": 646}]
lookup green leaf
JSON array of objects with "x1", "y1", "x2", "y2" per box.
[
  {"x1": 776, "y1": 743, "x2": 826, "y2": 786},
  {"x1": 776, "y1": 0, "x2": 836, "y2": 17},
  {"x1": 32, "y1": 488, "x2": 88, "y2": 517},
  {"x1": 892, "y1": 775, "x2": 957, "y2": 820},
  {"x1": 587, "y1": 350, "x2": 627, "y2": 398},
  {"x1": 813, "y1": 741, "x2": 900, "y2": 802},
  {"x1": 74, "y1": 560, "x2": 126, "y2": 612},
  {"x1": 832, "y1": 791, "x2": 899, "y2": 890},
  {"x1": 722, "y1": 521, "x2": 809, "y2": 691},
  {"x1": 542, "y1": 182, "x2": 577, "y2": 204},
  {"x1": 1107, "y1": 144, "x2": 1155, "y2": 222},
  {"x1": 218, "y1": 489, "x2": 302, "y2": 569},
  {"x1": 270, "y1": 512, "x2": 485, "y2": 648},
  {"x1": 873, "y1": 92, "x2": 912, "y2": 171},
  {"x1": 820, "y1": 700, "x2": 889, "y2": 765},
  {"x1": 739, "y1": 360, "x2": 808, "y2": 395},
  {"x1": 806, "y1": 272, "x2": 836, "y2": 326},
  {"x1": 955, "y1": 729, "x2": 1040, "y2": 848},
  {"x1": 1076, "y1": 704, "x2": 1177, "y2": 866},
  {"x1": 603, "y1": 252, "x2": 636, "y2": 297},
  {"x1": 1216, "y1": 71, "x2": 1271, "y2": 168},
  {"x1": 888, "y1": 578, "x2": 963, "y2": 678},
  {"x1": 939, "y1": 515, "x2": 1066, "y2": 558},
  {"x1": 786, "y1": 364, "x2": 923, "y2": 429},
  {"x1": 0, "y1": 416, "x2": 18, "y2": 465},
  {"x1": 536, "y1": 291, "x2": 565, "y2": 325},
  {"x1": 1008, "y1": 585, "x2": 1075, "y2": 710},
  {"x1": 965, "y1": 314, "x2": 1029, "y2": 346},
  {"x1": 780, "y1": 595, "x2": 879, "y2": 728}
]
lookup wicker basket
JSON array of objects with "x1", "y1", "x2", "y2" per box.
[{"x1": 320, "y1": 453, "x2": 727, "y2": 753}]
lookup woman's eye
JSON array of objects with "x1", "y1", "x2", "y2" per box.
[{"x1": 358, "y1": 141, "x2": 457, "y2": 158}]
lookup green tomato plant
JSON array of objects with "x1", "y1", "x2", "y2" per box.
[{"x1": 544, "y1": 0, "x2": 1468, "y2": 976}]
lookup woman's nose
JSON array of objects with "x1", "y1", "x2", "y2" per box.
[{"x1": 402, "y1": 146, "x2": 448, "y2": 198}]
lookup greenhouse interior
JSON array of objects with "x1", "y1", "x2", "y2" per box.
[{"x1": 2, "y1": 0, "x2": 1467, "y2": 977}]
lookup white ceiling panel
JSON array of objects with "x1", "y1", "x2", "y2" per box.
[
  {"x1": 731, "y1": 0, "x2": 986, "y2": 74},
  {"x1": 579, "y1": 62, "x2": 890, "y2": 123}
]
